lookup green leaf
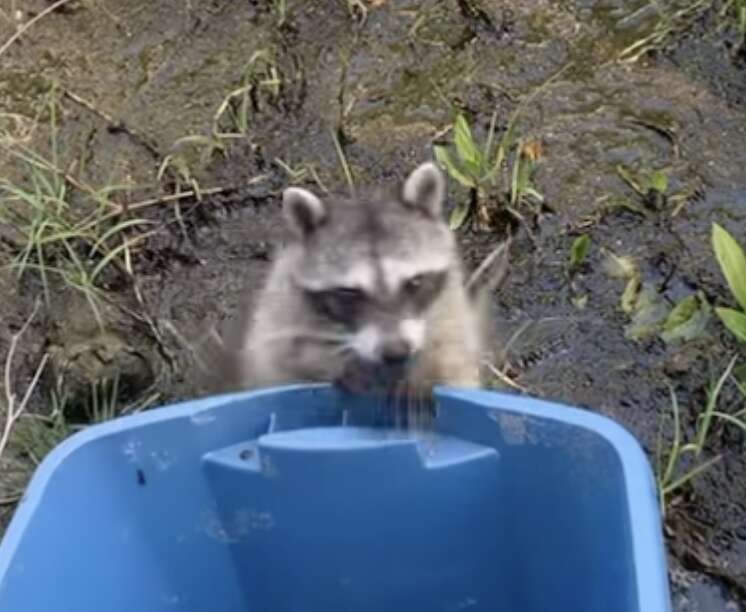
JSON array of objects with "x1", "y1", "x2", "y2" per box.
[
  {"x1": 649, "y1": 170, "x2": 668, "y2": 194},
  {"x1": 663, "y1": 295, "x2": 699, "y2": 332},
  {"x1": 625, "y1": 282, "x2": 670, "y2": 341},
  {"x1": 453, "y1": 115, "x2": 479, "y2": 169},
  {"x1": 716, "y1": 307, "x2": 746, "y2": 343},
  {"x1": 448, "y1": 201, "x2": 472, "y2": 230},
  {"x1": 621, "y1": 275, "x2": 641, "y2": 313},
  {"x1": 661, "y1": 293, "x2": 711, "y2": 344},
  {"x1": 712, "y1": 223, "x2": 746, "y2": 312},
  {"x1": 434, "y1": 146, "x2": 475, "y2": 189},
  {"x1": 569, "y1": 235, "x2": 591, "y2": 270}
]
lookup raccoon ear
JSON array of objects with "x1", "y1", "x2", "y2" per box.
[
  {"x1": 283, "y1": 187, "x2": 326, "y2": 237},
  {"x1": 401, "y1": 162, "x2": 445, "y2": 218}
]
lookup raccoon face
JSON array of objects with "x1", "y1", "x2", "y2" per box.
[{"x1": 282, "y1": 162, "x2": 455, "y2": 383}]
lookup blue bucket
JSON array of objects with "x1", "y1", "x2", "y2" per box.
[{"x1": 0, "y1": 385, "x2": 671, "y2": 612}]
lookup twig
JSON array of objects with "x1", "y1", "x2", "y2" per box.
[
  {"x1": 482, "y1": 360, "x2": 528, "y2": 393},
  {"x1": 1, "y1": 301, "x2": 49, "y2": 460},
  {"x1": 0, "y1": 0, "x2": 76, "y2": 59},
  {"x1": 466, "y1": 239, "x2": 510, "y2": 292},
  {"x1": 101, "y1": 175, "x2": 268, "y2": 221}
]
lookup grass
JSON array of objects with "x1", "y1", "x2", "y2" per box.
[
  {"x1": 0, "y1": 87, "x2": 153, "y2": 328},
  {"x1": 274, "y1": 158, "x2": 330, "y2": 193},
  {"x1": 155, "y1": 48, "x2": 281, "y2": 204},
  {"x1": 212, "y1": 49, "x2": 281, "y2": 140},
  {"x1": 157, "y1": 135, "x2": 226, "y2": 201},
  {"x1": 0, "y1": 302, "x2": 48, "y2": 462},
  {"x1": 618, "y1": 0, "x2": 714, "y2": 63},
  {"x1": 656, "y1": 356, "x2": 745, "y2": 514},
  {"x1": 434, "y1": 112, "x2": 543, "y2": 230},
  {"x1": 433, "y1": 63, "x2": 571, "y2": 230},
  {"x1": 331, "y1": 128, "x2": 355, "y2": 196}
]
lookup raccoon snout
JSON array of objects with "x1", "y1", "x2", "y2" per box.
[
  {"x1": 380, "y1": 339, "x2": 412, "y2": 366},
  {"x1": 351, "y1": 320, "x2": 424, "y2": 365}
]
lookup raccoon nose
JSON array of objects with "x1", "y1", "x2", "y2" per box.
[{"x1": 380, "y1": 339, "x2": 412, "y2": 366}]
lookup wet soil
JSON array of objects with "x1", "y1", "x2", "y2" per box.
[{"x1": 1, "y1": 1, "x2": 745, "y2": 609}]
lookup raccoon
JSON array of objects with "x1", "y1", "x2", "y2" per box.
[{"x1": 212, "y1": 162, "x2": 504, "y2": 397}]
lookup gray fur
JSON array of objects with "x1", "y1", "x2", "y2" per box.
[{"x1": 212, "y1": 163, "x2": 492, "y2": 394}]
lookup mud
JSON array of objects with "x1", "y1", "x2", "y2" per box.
[{"x1": 1, "y1": 1, "x2": 745, "y2": 609}]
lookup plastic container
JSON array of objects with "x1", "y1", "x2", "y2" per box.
[{"x1": 0, "y1": 385, "x2": 671, "y2": 612}]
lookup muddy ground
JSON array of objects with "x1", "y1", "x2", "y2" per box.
[{"x1": 1, "y1": 1, "x2": 745, "y2": 610}]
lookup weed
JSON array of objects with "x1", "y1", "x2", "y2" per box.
[
  {"x1": 616, "y1": 165, "x2": 669, "y2": 209},
  {"x1": 434, "y1": 113, "x2": 542, "y2": 229},
  {"x1": 712, "y1": 223, "x2": 746, "y2": 343},
  {"x1": 603, "y1": 248, "x2": 711, "y2": 343},
  {"x1": 660, "y1": 292, "x2": 711, "y2": 345},
  {"x1": 275, "y1": 158, "x2": 329, "y2": 193},
  {"x1": 1, "y1": 302, "x2": 48, "y2": 462},
  {"x1": 0, "y1": 88, "x2": 153, "y2": 327},
  {"x1": 157, "y1": 135, "x2": 226, "y2": 200},
  {"x1": 568, "y1": 234, "x2": 591, "y2": 272},
  {"x1": 434, "y1": 64, "x2": 570, "y2": 230},
  {"x1": 330, "y1": 128, "x2": 355, "y2": 197},
  {"x1": 656, "y1": 356, "x2": 744, "y2": 514},
  {"x1": 213, "y1": 50, "x2": 281, "y2": 140},
  {"x1": 619, "y1": 1, "x2": 713, "y2": 63}
]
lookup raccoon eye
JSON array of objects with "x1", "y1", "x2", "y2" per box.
[
  {"x1": 307, "y1": 287, "x2": 366, "y2": 323},
  {"x1": 404, "y1": 275, "x2": 425, "y2": 292},
  {"x1": 403, "y1": 272, "x2": 446, "y2": 308}
]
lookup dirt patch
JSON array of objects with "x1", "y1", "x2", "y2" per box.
[{"x1": 1, "y1": 1, "x2": 745, "y2": 609}]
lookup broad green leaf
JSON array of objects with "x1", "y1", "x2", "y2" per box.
[
  {"x1": 453, "y1": 115, "x2": 479, "y2": 168},
  {"x1": 649, "y1": 170, "x2": 668, "y2": 194},
  {"x1": 461, "y1": 154, "x2": 484, "y2": 182},
  {"x1": 712, "y1": 223, "x2": 746, "y2": 312},
  {"x1": 569, "y1": 235, "x2": 591, "y2": 270},
  {"x1": 663, "y1": 294, "x2": 699, "y2": 332},
  {"x1": 434, "y1": 146, "x2": 475, "y2": 189},
  {"x1": 661, "y1": 294, "x2": 711, "y2": 344},
  {"x1": 448, "y1": 201, "x2": 472, "y2": 230},
  {"x1": 716, "y1": 307, "x2": 746, "y2": 344}
]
